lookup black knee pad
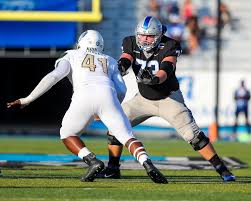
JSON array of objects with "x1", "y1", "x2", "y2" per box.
[
  {"x1": 190, "y1": 132, "x2": 210, "y2": 151},
  {"x1": 107, "y1": 133, "x2": 122, "y2": 146}
]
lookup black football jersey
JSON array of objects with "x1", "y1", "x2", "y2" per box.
[{"x1": 122, "y1": 35, "x2": 181, "y2": 100}]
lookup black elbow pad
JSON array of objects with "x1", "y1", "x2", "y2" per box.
[{"x1": 160, "y1": 61, "x2": 175, "y2": 77}]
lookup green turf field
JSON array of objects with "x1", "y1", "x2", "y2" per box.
[{"x1": 0, "y1": 136, "x2": 251, "y2": 201}]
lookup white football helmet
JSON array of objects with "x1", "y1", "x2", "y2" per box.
[
  {"x1": 135, "y1": 16, "x2": 163, "y2": 51},
  {"x1": 77, "y1": 30, "x2": 104, "y2": 52}
]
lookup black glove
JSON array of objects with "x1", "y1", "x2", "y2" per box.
[
  {"x1": 137, "y1": 67, "x2": 160, "y2": 85},
  {"x1": 118, "y1": 58, "x2": 131, "y2": 76},
  {"x1": 118, "y1": 62, "x2": 128, "y2": 76}
]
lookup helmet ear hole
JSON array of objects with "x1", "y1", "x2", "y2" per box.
[{"x1": 135, "y1": 16, "x2": 163, "y2": 51}]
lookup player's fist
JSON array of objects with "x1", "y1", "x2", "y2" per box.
[
  {"x1": 137, "y1": 67, "x2": 160, "y2": 85},
  {"x1": 137, "y1": 67, "x2": 154, "y2": 84},
  {"x1": 141, "y1": 67, "x2": 154, "y2": 80},
  {"x1": 7, "y1": 99, "x2": 22, "y2": 109},
  {"x1": 118, "y1": 61, "x2": 128, "y2": 76}
]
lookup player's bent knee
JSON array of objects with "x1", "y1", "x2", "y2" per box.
[
  {"x1": 189, "y1": 132, "x2": 210, "y2": 151},
  {"x1": 60, "y1": 127, "x2": 78, "y2": 139},
  {"x1": 107, "y1": 133, "x2": 123, "y2": 146}
]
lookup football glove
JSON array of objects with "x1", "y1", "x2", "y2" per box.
[
  {"x1": 118, "y1": 58, "x2": 131, "y2": 76},
  {"x1": 137, "y1": 67, "x2": 160, "y2": 85},
  {"x1": 118, "y1": 63, "x2": 128, "y2": 76}
]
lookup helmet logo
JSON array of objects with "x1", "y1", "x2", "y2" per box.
[{"x1": 142, "y1": 16, "x2": 152, "y2": 29}]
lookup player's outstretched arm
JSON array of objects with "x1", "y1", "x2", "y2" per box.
[
  {"x1": 112, "y1": 67, "x2": 127, "y2": 103},
  {"x1": 118, "y1": 53, "x2": 133, "y2": 76},
  {"x1": 7, "y1": 60, "x2": 71, "y2": 109}
]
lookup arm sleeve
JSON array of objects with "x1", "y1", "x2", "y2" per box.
[
  {"x1": 159, "y1": 61, "x2": 176, "y2": 77},
  {"x1": 111, "y1": 64, "x2": 127, "y2": 103},
  {"x1": 20, "y1": 60, "x2": 71, "y2": 105}
]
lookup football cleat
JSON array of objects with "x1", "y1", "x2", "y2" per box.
[
  {"x1": 143, "y1": 159, "x2": 168, "y2": 184},
  {"x1": 81, "y1": 153, "x2": 105, "y2": 182},
  {"x1": 96, "y1": 167, "x2": 121, "y2": 179},
  {"x1": 220, "y1": 170, "x2": 236, "y2": 182}
]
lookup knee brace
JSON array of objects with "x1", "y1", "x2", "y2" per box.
[
  {"x1": 107, "y1": 133, "x2": 123, "y2": 146},
  {"x1": 189, "y1": 132, "x2": 210, "y2": 151}
]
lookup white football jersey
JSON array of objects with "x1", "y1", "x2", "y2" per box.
[
  {"x1": 55, "y1": 49, "x2": 119, "y2": 91},
  {"x1": 57, "y1": 50, "x2": 132, "y2": 143}
]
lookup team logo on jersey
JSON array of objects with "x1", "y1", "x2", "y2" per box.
[
  {"x1": 158, "y1": 43, "x2": 165, "y2": 49},
  {"x1": 176, "y1": 49, "x2": 182, "y2": 57}
]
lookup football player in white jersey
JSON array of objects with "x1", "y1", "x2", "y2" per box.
[{"x1": 7, "y1": 30, "x2": 167, "y2": 183}]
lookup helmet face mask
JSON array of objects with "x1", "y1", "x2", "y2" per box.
[
  {"x1": 77, "y1": 30, "x2": 104, "y2": 53},
  {"x1": 135, "y1": 16, "x2": 163, "y2": 51}
]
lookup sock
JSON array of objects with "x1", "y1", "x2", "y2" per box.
[
  {"x1": 138, "y1": 154, "x2": 148, "y2": 165},
  {"x1": 126, "y1": 139, "x2": 148, "y2": 166},
  {"x1": 108, "y1": 156, "x2": 120, "y2": 169},
  {"x1": 78, "y1": 147, "x2": 91, "y2": 159},
  {"x1": 209, "y1": 154, "x2": 228, "y2": 174}
]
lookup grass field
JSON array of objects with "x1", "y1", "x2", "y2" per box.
[{"x1": 0, "y1": 136, "x2": 251, "y2": 201}]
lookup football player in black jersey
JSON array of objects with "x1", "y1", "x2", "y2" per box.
[{"x1": 98, "y1": 16, "x2": 235, "y2": 182}]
